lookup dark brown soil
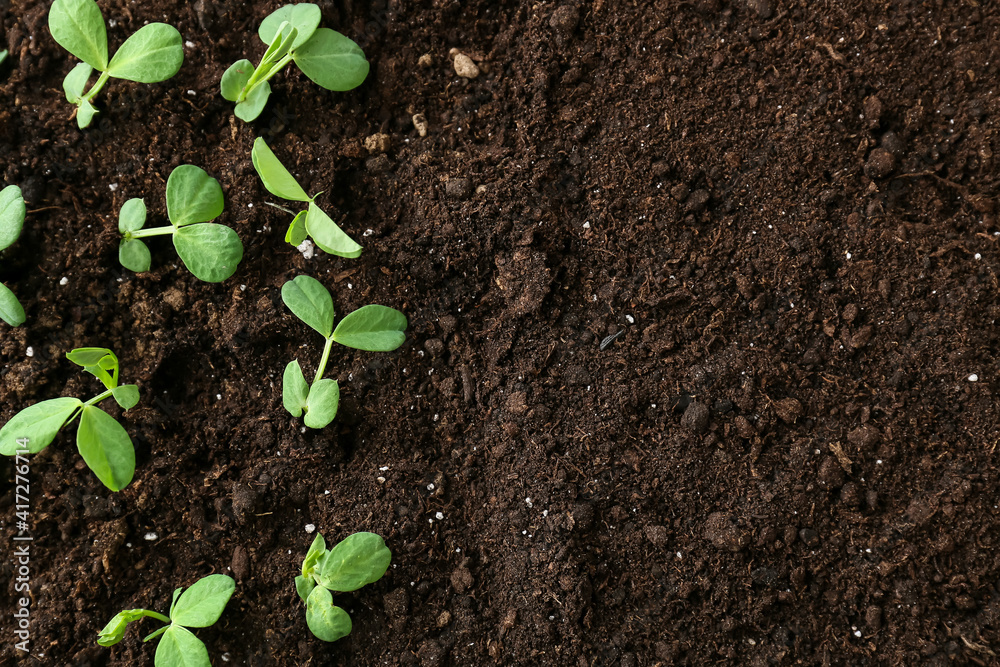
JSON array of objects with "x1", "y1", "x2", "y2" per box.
[{"x1": 3, "y1": 0, "x2": 1000, "y2": 665}]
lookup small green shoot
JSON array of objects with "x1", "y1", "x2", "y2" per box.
[
  {"x1": 0, "y1": 347, "x2": 139, "y2": 491},
  {"x1": 0, "y1": 50, "x2": 7, "y2": 66},
  {"x1": 48, "y1": 0, "x2": 184, "y2": 129},
  {"x1": 252, "y1": 138, "x2": 362, "y2": 257},
  {"x1": 281, "y1": 275, "x2": 406, "y2": 428},
  {"x1": 221, "y1": 3, "x2": 368, "y2": 122},
  {"x1": 98, "y1": 574, "x2": 235, "y2": 667},
  {"x1": 0, "y1": 185, "x2": 26, "y2": 326},
  {"x1": 118, "y1": 165, "x2": 243, "y2": 283},
  {"x1": 295, "y1": 532, "x2": 390, "y2": 641}
]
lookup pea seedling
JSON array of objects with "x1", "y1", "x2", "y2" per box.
[
  {"x1": 0, "y1": 185, "x2": 26, "y2": 326},
  {"x1": 118, "y1": 165, "x2": 244, "y2": 283},
  {"x1": 253, "y1": 138, "x2": 362, "y2": 257},
  {"x1": 98, "y1": 574, "x2": 235, "y2": 667},
  {"x1": 281, "y1": 275, "x2": 406, "y2": 428},
  {"x1": 0, "y1": 348, "x2": 139, "y2": 491},
  {"x1": 221, "y1": 3, "x2": 369, "y2": 122},
  {"x1": 48, "y1": 0, "x2": 183, "y2": 129},
  {"x1": 295, "y1": 532, "x2": 390, "y2": 642}
]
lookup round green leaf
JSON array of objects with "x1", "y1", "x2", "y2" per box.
[
  {"x1": 76, "y1": 405, "x2": 134, "y2": 491},
  {"x1": 304, "y1": 379, "x2": 339, "y2": 429},
  {"x1": 281, "y1": 275, "x2": 334, "y2": 337},
  {"x1": 173, "y1": 223, "x2": 243, "y2": 283},
  {"x1": 221, "y1": 59, "x2": 253, "y2": 102},
  {"x1": 120, "y1": 239, "x2": 151, "y2": 272},
  {"x1": 234, "y1": 81, "x2": 271, "y2": 122},
  {"x1": 0, "y1": 184, "x2": 25, "y2": 251},
  {"x1": 259, "y1": 4, "x2": 321, "y2": 49},
  {"x1": 0, "y1": 282, "x2": 25, "y2": 327},
  {"x1": 112, "y1": 384, "x2": 140, "y2": 411},
  {"x1": 77, "y1": 98, "x2": 98, "y2": 129},
  {"x1": 0, "y1": 397, "x2": 82, "y2": 455},
  {"x1": 285, "y1": 210, "x2": 309, "y2": 246},
  {"x1": 107, "y1": 23, "x2": 183, "y2": 83},
  {"x1": 316, "y1": 532, "x2": 391, "y2": 592},
  {"x1": 305, "y1": 586, "x2": 352, "y2": 642},
  {"x1": 295, "y1": 575, "x2": 316, "y2": 603},
  {"x1": 63, "y1": 62, "x2": 93, "y2": 103},
  {"x1": 119, "y1": 198, "x2": 147, "y2": 233},
  {"x1": 154, "y1": 626, "x2": 210, "y2": 667},
  {"x1": 252, "y1": 138, "x2": 310, "y2": 202},
  {"x1": 48, "y1": 0, "x2": 108, "y2": 71},
  {"x1": 332, "y1": 305, "x2": 407, "y2": 352},
  {"x1": 305, "y1": 202, "x2": 362, "y2": 258},
  {"x1": 170, "y1": 574, "x2": 235, "y2": 628},
  {"x1": 166, "y1": 165, "x2": 224, "y2": 227},
  {"x1": 293, "y1": 28, "x2": 368, "y2": 91},
  {"x1": 282, "y1": 360, "x2": 309, "y2": 418}
]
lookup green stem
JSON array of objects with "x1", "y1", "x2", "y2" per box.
[
  {"x1": 84, "y1": 389, "x2": 113, "y2": 407},
  {"x1": 82, "y1": 70, "x2": 111, "y2": 102},
  {"x1": 237, "y1": 52, "x2": 295, "y2": 103},
  {"x1": 144, "y1": 611, "x2": 171, "y2": 624},
  {"x1": 129, "y1": 225, "x2": 176, "y2": 239},
  {"x1": 313, "y1": 337, "x2": 334, "y2": 386}
]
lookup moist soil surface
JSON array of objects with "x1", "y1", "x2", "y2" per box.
[{"x1": 2, "y1": 0, "x2": 1000, "y2": 665}]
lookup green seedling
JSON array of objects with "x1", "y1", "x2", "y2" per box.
[
  {"x1": 48, "y1": 0, "x2": 184, "y2": 129},
  {"x1": 0, "y1": 185, "x2": 26, "y2": 326},
  {"x1": 221, "y1": 3, "x2": 368, "y2": 122},
  {"x1": 295, "y1": 532, "x2": 390, "y2": 642},
  {"x1": 118, "y1": 165, "x2": 243, "y2": 283},
  {"x1": 252, "y1": 138, "x2": 362, "y2": 257},
  {"x1": 98, "y1": 574, "x2": 235, "y2": 667},
  {"x1": 281, "y1": 275, "x2": 406, "y2": 429},
  {"x1": 0, "y1": 347, "x2": 139, "y2": 491},
  {"x1": 0, "y1": 50, "x2": 7, "y2": 66}
]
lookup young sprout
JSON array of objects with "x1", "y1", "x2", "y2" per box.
[
  {"x1": 0, "y1": 49, "x2": 7, "y2": 66},
  {"x1": 281, "y1": 275, "x2": 406, "y2": 429},
  {"x1": 252, "y1": 138, "x2": 362, "y2": 258},
  {"x1": 221, "y1": 3, "x2": 368, "y2": 122},
  {"x1": 0, "y1": 185, "x2": 26, "y2": 326},
  {"x1": 48, "y1": 0, "x2": 184, "y2": 129},
  {"x1": 0, "y1": 347, "x2": 139, "y2": 491},
  {"x1": 295, "y1": 532, "x2": 390, "y2": 642},
  {"x1": 98, "y1": 574, "x2": 235, "y2": 667},
  {"x1": 118, "y1": 165, "x2": 244, "y2": 283}
]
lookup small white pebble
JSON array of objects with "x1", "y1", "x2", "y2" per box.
[
  {"x1": 975, "y1": 253, "x2": 982, "y2": 260},
  {"x1": 968, "y1": 374, "x2": 979, "y2": 382},
  {"x1": 240, "y1": 284, "x2": 246, "y2": 292},
  {"x1": 305, "y1": 524, "x2": 316, "y2": 533},
  {"x1": 297, "y1": 239, "x2": 315, "y2": 259},
  {"x1": 583, "y1": 221, "x2": 591, "y2": 229},
  {"x1": 525, "y1": 497, "x2": 533, "y2": 508},
  {"x1": 184, "y1": 40, "x2": 195, "y2": 48},
  {"x1": 626, "y1": 315, "x2": 635, "y2": 324},
  {"x1": 109, "y1": 183, "x2": 119, "y2": 192},
  {"x1": 59, "y1": 277, "x2": 69, "y2": 286},
  {"x1": 216, "y1": 394, "x2": 222, "y2": 400},
  {"x1": 187, "y1": 90, "x2": 196, "y2": 96},
  {"x1": 435, "y1": 512, "x2": 444, "y2": 520},
  {"x1": 25, "y1": 347, "x2": 34, "y2": 357},
  {"x1": 845, "y1": 251, "x2": 852, "y2": 260},
  {"x1": 363, "y1": 228, "x2": 374, "y2": 237},
  {"x1": 144, "y1": 532, "x2": 158, "y2": 541},
  {"x1": 427, "y1": 483, "x2": 435, "y2": 491}
]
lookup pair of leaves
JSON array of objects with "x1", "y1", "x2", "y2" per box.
[
  {"x1": 295, "y1": 533, "x2": 391, "y2": 642},
  {"x1": 283, "y1": 361, "x2": 339, "y2": 428},
  {"x1": 0, "y1": 185, "x2": 26, "y2": 326},
  {"x1": 49, "y1": 0, "x2": 183, "y2": 128},
  {"x1": 282, "y1": 275, "x2": 406, "y2": 350},
  {"x1": 221, "y1": 3, "x2": 368, "y2": 122},
  {"x1": 119, "y1": 166, "x2": 243, "y2": 283},
  {"x1": 252, "y1": 138, "x2": 362, "y2": 257},
  {"x1": 0, "y1": 347, "x2": 139, "y2": 491},
  {"x1": 0, "y1": 397, "x2": 134, "y2": 491},
  {"x1": 98, "y1": 574, "x2": 235, "y2": 667}
]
